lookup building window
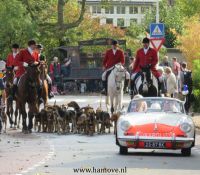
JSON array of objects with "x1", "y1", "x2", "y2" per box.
[
  {"x1": 141, "y1": 6, "x2": 149, "y2": 14},
  {"x1": 92, "y1": 5, "x2": 101, "y2": 14},
  {"x1": 86, "y1": 5, "x2": 90, "y2": 13},
  {"x1": 106, "y1": 18, "x2": 113, "y2": 24},
  {"x1": 130, "y1": 18, "x2": 137, "y2": 25},
  {"x1": 105, "y1": 6, "x2": 114, "y2": 14},
  {"x1": 117, "y1": 18, "x2": 125, "y2": 27},
  {"x1": 117, "y1": 6, "x2": 126, "y2": 14},
  {"x1": 129, "y1": 6, "x2": 138, "y2": 14}
]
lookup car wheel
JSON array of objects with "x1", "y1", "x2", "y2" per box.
[
  {"x1": 181, "y1": 148, "x2": 191, "y2": 156},
  {"x1": 119, "y1": 146, "x2": 128, "y2": 155}
]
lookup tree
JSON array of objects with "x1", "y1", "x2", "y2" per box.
[
  {"x1": 0, "y1": 0, "x2": 35, "y2": 59},
  {"x1": 177, "y1": 16, "x2": 200, "y2": 68},
  {"x1": 176, "y1": 0, "x2": 200, "y2": 18},
  {"x1": 143, "y1": 0, "x2": 184, "y2": 48}
]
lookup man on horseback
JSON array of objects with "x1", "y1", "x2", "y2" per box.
[
  {"x1": 36, "y1": 44, "x2": 54, "y2": 99},
  {"x1": 6, "y1": 44, "x2": 19, "y2": 67},
  {"x1": 130, "y1": 37, "x2": 163, "y2": 97},
  {"x1": 101, "y1": 40, "x2": 128, "y2": 95},
  {"x1": 12, "y1": 39, "x2": 41, "y2": 100}
]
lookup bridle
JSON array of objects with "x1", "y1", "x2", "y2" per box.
[{"x1": 113, "y1": 65, "x2": 126, "y2": 91}]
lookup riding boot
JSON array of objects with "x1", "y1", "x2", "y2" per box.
[
  {"x1": 130, "y1": 80, "x2": 135, "y2": 99},
  {"x1": 124, "y1": 79, "x2": 129, "y2": 93},
  {"x1": 101, "y1": 81, "x2": 107, "y2": 95},
  {"x1": 12, "y1": 85, "x2": 17, "y2": 100},
  {"x1": 48, "y1": 83, "x2": 54, "y2": 99}
]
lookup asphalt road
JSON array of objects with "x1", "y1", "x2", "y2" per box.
[{"x1": 0, "y1": 95, "x2": 200, "y2": 175}]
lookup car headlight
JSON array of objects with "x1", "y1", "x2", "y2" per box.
[
  {"x1": 180, "y1": 122, "x2": 192, "y2": 133},
  {"x1": 120, "y1": 120, "x2": 131, "y2": 131}
]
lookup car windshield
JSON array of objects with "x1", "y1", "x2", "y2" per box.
[{"x1": 127, "y1": 98, "x2": 184, "y2": 114}]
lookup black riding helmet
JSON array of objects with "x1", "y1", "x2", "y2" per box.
[
  {"x1": 142, "y1": 37, "x2": 150, "y2": 44},
  {"x1": 112, "y1": 40, "x2": 118, "y2": 45},
  {"x1": 12, "y1": 43, "x2": 19, "y2": 49}
]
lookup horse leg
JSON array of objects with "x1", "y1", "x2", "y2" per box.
[
  {"x1": 21, "y1": 104, "x2": 27, "y2": 133},
  {"x1": 28, "y1": 111, "x2": 34, "y2": 133},
  {"x1": 6, "y1": 103, "x2": 13, "y2": 128},
  {"x1": 110, "y1": 96, "x2": 114, "y2": 114}
]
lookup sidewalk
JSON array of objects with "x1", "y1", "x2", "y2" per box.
[{"x1": 193, "y1": 115, "x2": 200, "y2": 130}]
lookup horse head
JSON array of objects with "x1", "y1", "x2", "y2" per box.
[
  {"x1": 114, "y1": 63, "x2": 126, "y2": 91},
  {"x1": 26, "y1": 62, "x2": 41, "y2": 84},
  {"x1": 5, "y1": 66, "x2": 15, "y2": 84},
  {"x1": 39, "y1": 61, "x2": 48, "y2": 80}
]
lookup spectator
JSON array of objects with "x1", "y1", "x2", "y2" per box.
[
  {"x1": 157, "y1": 66, "x2": 167, "y2": 94},
  {"x1": 165, "y1": 67, "x2": 178, "y2": 98},
  {"x1": 159, "y1": 55, "x2": 171, "y2": 68},
  {"x1": 172, "y1": 57, "x2": 181, "y2": 77},
  {"x1": 61, "y1": 57, "x2": 71, "y2": 77},
  {"x1": 180, "y1": 62, "x2": 193, "y2": 113},
  {"x1": 49, "y1": 57, "x2": 61, "y2": 85},
  {"x1": 128, "y1": 56, "x2": 135, "y2": 72},
  {"x1": 0, "y1": 59, "x2": 6, "y2": 106},
  {"x1": 172, "y1": 57, "x2": 181, "y2": 92}
]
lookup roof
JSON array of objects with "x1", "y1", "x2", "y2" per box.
[{"x1": 79, "y1": 0, "x2": 158, "y2": 5}]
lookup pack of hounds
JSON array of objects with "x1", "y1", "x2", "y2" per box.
[{"x1": 34, "y1": 101, "x2": 119, "y2": 136}]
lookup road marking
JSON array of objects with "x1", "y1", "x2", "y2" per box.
[{"x1": 15, "y1": 135, "x2": 55, "y2": 175}]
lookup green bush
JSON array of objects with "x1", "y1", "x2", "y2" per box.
[{"x1": 192, "y1": 59, "x2": 200, "y2": 112}]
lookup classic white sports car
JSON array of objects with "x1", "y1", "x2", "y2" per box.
[{"x1": 116, "y1": 97, "x2": 195, "y2": 156}]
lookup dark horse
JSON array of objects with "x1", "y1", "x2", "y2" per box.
[
  {"x1": 5, "y1": 66, "x2": 15, "y2": 127},
  {"x1": 131, "y1": 64, "x2": 158, "y2": 98},
  {"x1": 16, "y1": 63, "x2": 41, "y2": 133}
]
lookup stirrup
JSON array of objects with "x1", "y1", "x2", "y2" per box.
[
  {"x1": 101, "y1": 89, "x2": 107, "y2": 95},
  {"x1": 48, "y1": 92, "x2": 54, "y2": 99}
]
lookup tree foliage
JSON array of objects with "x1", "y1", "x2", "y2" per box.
[
  {"x1": 177, "y1": 16, "x2": 200, "y2": 69},
  {"x1": 0, "y1": 0, "x2": 35, "y2": 58}
]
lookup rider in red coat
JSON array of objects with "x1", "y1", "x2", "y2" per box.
[
  {"x1": 101, "y1": 40, "x2": 125, "y2": 95},
  {"x1": 131, "y1": 37, "x2": 163, "y2": 96},
  {"x1": 12, "y1": 40, "x2": 39, "y2": 99},
  {"x1": 6, "y1": 44, "x2": 19, "y2": 67}
]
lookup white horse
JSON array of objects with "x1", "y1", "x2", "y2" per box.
[{"x1": 106, "y1": 63, "x2": 129, "y2": 114}]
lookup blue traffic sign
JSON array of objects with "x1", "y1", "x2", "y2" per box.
[{"x1": 150, "y1": 23, "x2": 165, "y2": 38}]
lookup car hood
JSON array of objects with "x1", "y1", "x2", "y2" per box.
[{"x1": 122, "y1": 112, "x2": 187, "y2": 134}]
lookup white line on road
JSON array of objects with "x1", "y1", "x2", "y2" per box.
[{"x1": 15, "y1": 136, "x2": 55, "y2": 175}]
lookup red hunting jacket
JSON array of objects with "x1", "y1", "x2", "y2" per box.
[
  {"x1": 6, "y1": 53, "x2": 16, "y2": 67},
  {"x1": 103, "y1": 49, "x2": 125, "y2": 69},
  {"x1": 14, "y1": 49, "x2": 39, "y2": 78},
  {"x1": 133, "y1": 47, "x2": 161, "y2": 78}
]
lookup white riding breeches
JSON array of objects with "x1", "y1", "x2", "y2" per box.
[
  {"x1": 102, "y1": 67, "x2": 130, "y2": 81},
  {"x1": 13, "y1": 77, "x2": 18, "y2": 85},
  {"x1": 46, "y1": 74, "x2": 52, "y2": 84},
  {"x1": 131, "y1": 73, "x2": 137, "y2": 80}
]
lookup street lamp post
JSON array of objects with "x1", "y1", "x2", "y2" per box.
[{"x1": 156, "y1": 0, "x2": 159, "y2": 23}]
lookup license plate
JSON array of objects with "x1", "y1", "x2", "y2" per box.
[{"x1": 144, "y1": 141, "x2": 165, "y2": 148}]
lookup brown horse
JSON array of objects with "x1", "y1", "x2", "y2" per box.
[
  {"x1": 16, "y1": 63, "x2": 41, "y2": 133},
  {"x1": 39, "y1": 61, "x2": 48, "y2": 107},
  {"x1": 5, "y1": 66, "x2": 15, "y2": 128}
]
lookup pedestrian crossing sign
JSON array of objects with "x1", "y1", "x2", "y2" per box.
[{"x1": 150, "y1": 23, "x2": 165, "y2": 38}]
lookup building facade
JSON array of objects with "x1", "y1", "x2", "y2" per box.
[{"x1": 83, "y1": 0, "x2": 158, "y2": 27}]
